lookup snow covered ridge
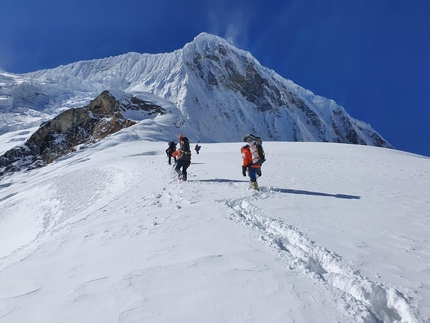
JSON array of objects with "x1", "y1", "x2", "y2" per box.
[
  {"x1": 0, "y1": 91, "x2": 165, "y2": 177},
  {"x1": 1, "y1": 32, "x2": 391, "y2": 148}
]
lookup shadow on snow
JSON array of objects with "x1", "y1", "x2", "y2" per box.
[
  {"x1": 190, "y1": 178, "x2": 249, "y2": 183},
  {"x1": 187, "y1": 178, "x2": 360, "y2": 199},
  {"x1": 271, "y1": 188, "x2": 360, "y2": 200}
]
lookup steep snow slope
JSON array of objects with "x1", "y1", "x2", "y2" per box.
[{"x1": 0, "y1": 123, "x2": 428, "y2": 322}]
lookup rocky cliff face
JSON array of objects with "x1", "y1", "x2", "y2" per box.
[
  {"x1": 180, "y1": 34, "x2": 392, "y2": 146},
  {"x1": 0, "y1": 91, "x2": 164, "y2": 176}
]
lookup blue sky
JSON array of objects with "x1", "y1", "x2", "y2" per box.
[{"x1": 1, "y1": 0, "x2": 429, "y2": 156}]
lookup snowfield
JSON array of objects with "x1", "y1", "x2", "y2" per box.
[{"x1": 0, "y1": 124, "x2": 429, "y2": 323}]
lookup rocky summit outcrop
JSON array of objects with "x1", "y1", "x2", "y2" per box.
[{"x1": 0, "y1": 91, "x2": 164, "y2": 176}]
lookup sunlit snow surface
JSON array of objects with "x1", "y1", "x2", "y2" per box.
[{"x1": 0, "y1": 122, "x2": 428, "y2": 323}]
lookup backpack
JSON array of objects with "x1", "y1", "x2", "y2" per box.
[
  {"x1": 181, "y1": 137, "x2": 191, "y2": 152},
  {"x1": 168, "y1": 141, "x2": 176, "y2": 150},
  {"x1": 243, "y1": 134, "x2": 266, "y2": 165}
]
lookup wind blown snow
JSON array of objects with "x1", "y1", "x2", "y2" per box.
[{"x1": 0, "y1": 124, "x2": 429, "y2": 323}]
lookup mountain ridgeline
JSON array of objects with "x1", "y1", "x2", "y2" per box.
[{"x1": 0, "y1": 33, "x2": 391, "y2": 175}]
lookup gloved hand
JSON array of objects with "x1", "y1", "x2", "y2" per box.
[
  {"x1": 256, "y1": 169, "x2": 262, "y2": 177},
  {"x1": 242, "y1": 166, "x2": 247, "y2": 177}
]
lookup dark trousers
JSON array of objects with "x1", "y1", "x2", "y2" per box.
[
  {"x1": 175, "y1": 160, "x2": 191, "y2": 180},
  {"x1": 168, "y1": 155, "x2": 177, "y2": 165},
  {"x1": 248, "y1": 167, "x2": 258, "y2": 182},
  {"x1": 167, "y1": 153, "x2": 177, "y2": 165}
]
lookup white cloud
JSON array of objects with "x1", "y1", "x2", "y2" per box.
[{"x1": 206, "y1": 2, "x2": 254, "y2": 49}]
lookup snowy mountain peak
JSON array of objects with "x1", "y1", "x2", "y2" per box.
[
  {"x1": 192, "y1": 31, "x2": 223, "y2": 43},
  {"x1": 0, "y1": 33, "x2": 391, "y2": 148}
]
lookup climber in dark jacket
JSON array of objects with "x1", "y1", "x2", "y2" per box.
[
  {"x1": 166, "y1": 141, "x2": 177, "y2": 165},
  {"x1": 174, "y1": 135, "x2": 191, "y2": 180}
]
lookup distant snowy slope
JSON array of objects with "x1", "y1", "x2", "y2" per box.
[{"x1": 1, "y1": 33, "x2": 391, "y2": 147}]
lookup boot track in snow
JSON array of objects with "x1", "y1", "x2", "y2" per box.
[{"x1": 221, "y1": 187, "x2": 420, "y2": 323}]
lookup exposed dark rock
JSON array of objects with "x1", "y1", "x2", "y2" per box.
[
  {"x1": 0, "y1": 91, "x2": 164, "y2": 177},
  {"x1": 181, "y1": 36, "x2": 391, "y2": 147}
]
